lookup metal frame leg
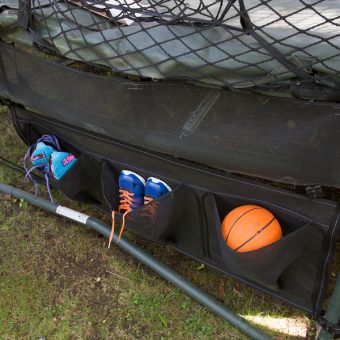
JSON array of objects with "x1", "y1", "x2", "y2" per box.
[
  {"x1": 0, "y1": 182, "x2": 270, "y2": 340},
  {"x1": 318, "y1": 274, "x2": 340, "y2": 340}
]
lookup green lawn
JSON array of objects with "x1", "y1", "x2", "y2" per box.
[{"x1": 0, "y1": 105, "x2": 332, "y2": 339}]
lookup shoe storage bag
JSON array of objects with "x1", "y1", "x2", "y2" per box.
[
  {"x1": 9, "y1": 103, "x2": 340, "y2": 320},
  {"x1": 0, "y1": 43, "x2": 339, "y2": 321}
]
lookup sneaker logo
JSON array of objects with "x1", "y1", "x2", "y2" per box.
[
  {"x1": 62, "y1": 154, "x2": 75, "y2": 167},
  {"x1": 31, "y1": 153, "x2": 46, "y2": 161}
]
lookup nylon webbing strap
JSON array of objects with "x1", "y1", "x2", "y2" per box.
[
  {"x1": 18, "y1": 0, "x2": 59, "y2": 53},
  {"x1": 238, "y1": 0, "x2": 312, "y2": 82},
  {"x1": 18, "y1": 0, "x2": 31, "y2": 30},
  {"x1": 318, "y1": 316, "x2": 340, "y2": 335}
]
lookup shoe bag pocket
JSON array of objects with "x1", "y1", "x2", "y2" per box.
[
  {"x1": 204, "y1": 193, "x2": 323, "y2": 289},
  {"x1": 100, "y1": 160, "x2": 185, "y2": 242},
  {"x1": 50, "y1": 153, "x2": 103, "y2": 204}
]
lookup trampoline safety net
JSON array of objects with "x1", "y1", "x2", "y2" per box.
[{"x1": 1, "y1": 0, "x2": 340, "y2": 98}]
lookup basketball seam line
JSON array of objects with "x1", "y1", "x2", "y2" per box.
[
  {"x1": 225, "y1": 207, "x2": 261, "y2": 243},
  {"x1": 234, "y1": 217, "x2": 276, "y2": 252}
]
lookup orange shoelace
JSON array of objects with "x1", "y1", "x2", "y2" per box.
[
  {"x1": 144, "y1": 196, "x2": 153, "y2": 205},
  {"x1": 108, "y1": 189, "x2": 139, "y2": 248},
  {"x1": 143, "y1": 196, "x2": 159, "y2": 225}
]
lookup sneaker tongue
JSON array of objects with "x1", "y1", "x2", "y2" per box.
[
  {"x1": 145, "y1": 183, "x2": 163, "y2": 199},
  {"x1": 121, "y1": 182, "x2": 145, "y2": 198},
  {"x1": 119, "y1": 175, "x2": 145, "y2": 198},
  {"x1": 31, "y1": 143, "x2": 54, "y2": 166}
]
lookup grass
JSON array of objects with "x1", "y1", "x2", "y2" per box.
[{"x1": 0, "y1": 105, "x2": 335, "y2": 339}]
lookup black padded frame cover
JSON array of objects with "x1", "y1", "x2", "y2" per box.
[{"x1": 0, "y1": 42, "x2": 339, "y2": 188}]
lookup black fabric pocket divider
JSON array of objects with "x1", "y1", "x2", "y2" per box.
[
  {"x1": 207, "y1": 193, "x2": 322, "y2": 289},
  {"x1": 122, "y1": 185, "x2": 185, "y2": 241},
  {"x1": 100, "y1": 160, "x2": 186, "y2": 242},
  {"x1": 50, "y1": 153, "x2": 103, "y2": 204}
]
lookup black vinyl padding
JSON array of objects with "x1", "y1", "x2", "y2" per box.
[{"x1": 0, "y1": 43, "x2": 339, "y2": 188}]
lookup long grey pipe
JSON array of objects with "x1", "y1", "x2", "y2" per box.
[{"x1": 0, "y1": 182, "x2": 270, "y2": 340}]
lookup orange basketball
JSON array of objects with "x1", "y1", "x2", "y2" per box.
[{"x1": 221, "y1": 205, "x2": 282, "y2": 252}]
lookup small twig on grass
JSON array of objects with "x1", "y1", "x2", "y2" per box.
[{"x1": 106, "y1": 270, "x2": 129, "y2": 281}]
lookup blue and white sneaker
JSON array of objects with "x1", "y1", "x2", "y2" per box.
[
  {"x1": 110, "y1": 170, "x2": 146, "y2": 245},
  {"x1": 50, "y1": 151, "x2": 77, "y2": 180},
  {"x1": 118, "y1": 170, "x2": 146, "y2": 212},
  {"x1": 144, "y1": 177, "x2": 172, "y2": 204},
  {"x1": 30, "y1": 142, "x2": 54, "y2": 173}
]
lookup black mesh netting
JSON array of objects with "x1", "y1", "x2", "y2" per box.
[{"x1": 2, "y1": 0, "x2": 339, "y2": 93}]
